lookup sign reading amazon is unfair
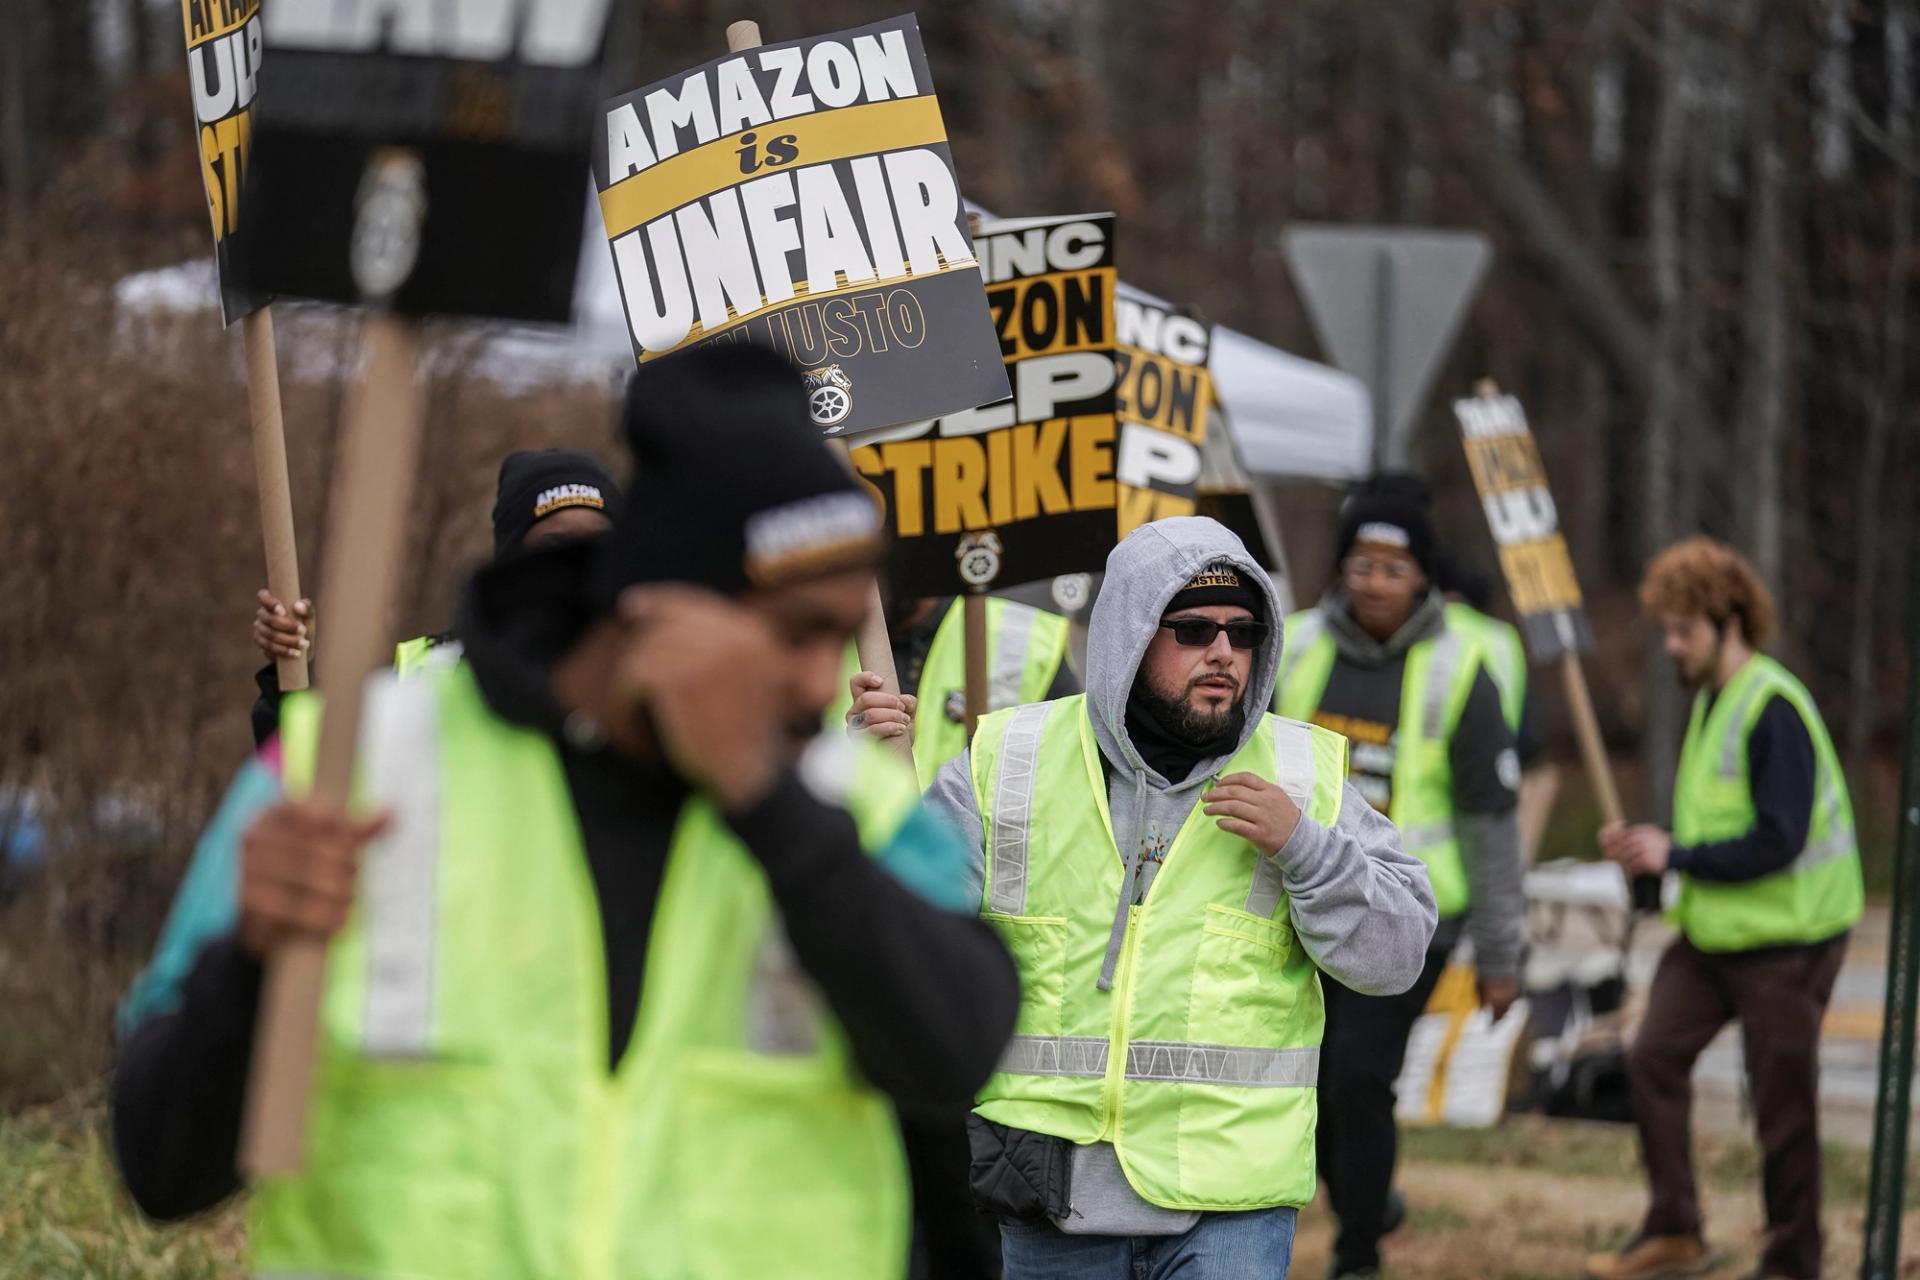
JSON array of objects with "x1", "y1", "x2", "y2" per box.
[
  {"x1": 852, "y1": 213, "x2": 1118, "y2": 595},
  {"x1": 593, "y1": 15, "x2": 1007, "y2": 436}
]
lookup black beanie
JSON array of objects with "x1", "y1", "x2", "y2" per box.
[
  {"x1": 604, "y1": 344, "x2": 885, "y2": 598},
  {"x1": 491, "y1": 449, "x2": 622, "y2": 557},
  {"x1": 1165, "y1": 562, "x2": 1264, "y2": 620},
  {"x1": 1336, "y1": 471, "x2": 1437, "y2": 575}
]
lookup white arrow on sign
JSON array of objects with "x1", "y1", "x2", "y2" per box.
[{"x1": 1282, "y1": 225, "x2": 1491, "y2": 467}]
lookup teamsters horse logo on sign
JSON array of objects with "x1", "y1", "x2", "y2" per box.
[
  {"x1": 955, "y1": 531, "x2": 1003, "y2": 587},
  {"x1": 803, "y1": 364, "x2": 854, "y2": 427}
]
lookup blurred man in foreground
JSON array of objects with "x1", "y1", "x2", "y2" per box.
[
  {"x1": 112, "y1": 347, "x2": 1019, "y2": 1279},
  {"x1": 927, "y1": 516, "x2": 1436, "y2": 1277},
  {"x1": 248, "y1": 448, "x2": 623, "y2": 743},
  {"x1": 1274, "y1": 474, "x2": 1526, "y2": 1280},
  {"x1": 1588, "y1": 538, "x2": 1862, "y2": 1280}
]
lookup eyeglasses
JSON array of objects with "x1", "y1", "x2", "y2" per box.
[
  {"x1": 1159, "y1": 618, "x2": 1269, "y2": 650},
  {"x1": 1343, "y1": 555, "x2": 1419, "y2": 583}
]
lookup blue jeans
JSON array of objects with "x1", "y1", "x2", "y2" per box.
[{"x1": 999, "y1": 1206, "x2": 1298, "y2": 1279}]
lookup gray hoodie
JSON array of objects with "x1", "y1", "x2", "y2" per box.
[{"x1": 924, "y1": 517, "x2": 1438, "y2": 1234}]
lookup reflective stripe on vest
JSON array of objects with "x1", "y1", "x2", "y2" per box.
[
  {"x1": 1444, "y1": 604, "x2": 1527, "y2": 735},
  {"x1": 998, "y1": 1035, "x2": 1320, "y2": 1087},
  {"x1": 970, "y1": 695, "x2": 1344, "y2": 1211},
  {"x1": 1245, "y1": 717, "x2": 1316, "y2": 917},
  {"x1": 358, "y1": 679, "x2": 440, "y2": 1056},
  {"x1": 987, "y1": 701, "x2": 1052, "y2": 916}
]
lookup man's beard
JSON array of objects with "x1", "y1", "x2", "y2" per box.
[
  {"x1": 1136, "y1": 672, "x2": 1246, "y2": 752},
  {"x1": 1674, "y1": 637, "x2": 1721, "y2": 691}
]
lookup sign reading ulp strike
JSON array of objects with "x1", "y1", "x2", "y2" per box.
[
  {"x1": 183, "y1": 0, "x2": 268, "y2": 324},
  {"x1": 850, "y1": 212, "x2": 1117, "y2": 594},
  {"x1": 1453, "y1": 390, "x2": 1595, "y2": 660},
  {"x1": 1115, "y1": 293, "x2": 1214, "y2": 537},
  {"x1": 593, "y1": 14, "x2": 1007, "y2": 436}
]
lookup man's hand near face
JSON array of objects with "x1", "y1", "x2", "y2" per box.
[
  {"x1": 1203, "y1": 772, "x2": 1303, "y2": 856},
  {"x1": 614, "y1": 585, "x2": 792, "y2": 810}
]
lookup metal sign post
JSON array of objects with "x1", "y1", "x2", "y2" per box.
[
  {"x1": 1283, "y1": 225, "x2": 1491, "y2": 468},
  {"x1": 1862, "y1": 530, "x2": 1920, "y2": 1279}
]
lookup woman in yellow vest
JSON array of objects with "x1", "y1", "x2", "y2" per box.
[
  {"x1": 923, "y1": 516, "x2": 1438, "y2": 1277},
  {"x1": 1588, "y1": 538, "x2": 1861, "y2": 1280},
  {"x1": 113, "y1": 347, "x2": 1020, "y2": 1280}
]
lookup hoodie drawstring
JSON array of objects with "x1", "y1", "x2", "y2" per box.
[{"x1": 1096, "y1": 774, "x2": 1153, "y2": 992}]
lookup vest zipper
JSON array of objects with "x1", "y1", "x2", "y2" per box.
[{"x1": 1099, "y1": 904, "x2": 1140, "y2": 1142}]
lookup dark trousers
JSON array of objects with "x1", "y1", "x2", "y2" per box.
[
  {"x1": 903, "y1": 1111, "x2": 1003, "y2": 1280},
  {"x1": 1316, "y1": 942, "x2": 1453, "y2": 1274},
  {"x1": 1628, "y1": 932, "x2": 1847, "y2": 1280}
]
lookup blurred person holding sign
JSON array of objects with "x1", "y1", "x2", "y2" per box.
[
  {"x1": 924, "y1": 516, "x2": 1435, "y2": 1277},
  {"x1": 838, "y1": 592, "x2": 1079, "y2": 781},
  {"x1": 247, "y1": 448, "x2": 623, "y2": 745},
  {"x1": 111, "y1": 347, "x2": 1019, "y2": 1279},
  {"x1": 1272, "y1": 473, "x2": 1526, "y2": 1280},
  {"x1": 1587, "y1": 538, "x2": 1862, "y2": 1280}
]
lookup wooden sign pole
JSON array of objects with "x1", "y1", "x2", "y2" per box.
[
  {"x1": 727, "y1": 18, "x2": 910, "y2": 759},
  {"x1": 243, "y1": 305, "x2": 309, "y2": 692},
  {"x1": 1560, "y1": 653, "x2": 1623, "y2": 827},
  {"x1": 241, "y1": 149, "x2": 432, "y2": 1175}
]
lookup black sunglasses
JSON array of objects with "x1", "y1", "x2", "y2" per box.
[{"x1": 1159, "y1": 618, "x2": 1269, "y2": 650}]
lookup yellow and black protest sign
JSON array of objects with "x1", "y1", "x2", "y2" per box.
[
  {"x1": 1114, "y1": 292, "x2": 1215, "y2": 538},
  {"x1": 851, "y1": 213, "x2": 1118, "y2": 595},
  {"x1": 1454, "y1": 391, "x2": 1595, "y2": 658},
  {"x1": 593, "y1": 14, "x2": 1007, "y2": 436},
  {"x1": 182, "y1": 0, "x2": 267, "y2": 324}
]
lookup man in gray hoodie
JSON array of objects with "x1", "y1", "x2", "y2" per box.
[{"x1": 925, "y1": 516, "x2": 1437, "y2": 1277}]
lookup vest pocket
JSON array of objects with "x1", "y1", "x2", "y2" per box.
[
  {"x1": 1201, "y1": 903, "x2": 1295, "y2": 955},
  {"x1": 1190, "y1": 903, "x2": 1302, "y2": 1047},
  {"x1": 661, "y1": 1048, "x2": 905, "y2": 1278},
  {"x1": 983, "y1": 913, "x2": 1069, "y2": 1038},
  {"x1": 260, "y1": 1057, "x2": 498, "y2": 1277}
]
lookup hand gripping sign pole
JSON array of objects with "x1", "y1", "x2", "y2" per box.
[
  {"x1": 725, "y1": 18, "x2": 912, "y2": 760},
  {"x1": 1453, "y1": 381, "x2": 1623, "y2": 834},
  {"x1": 241, "y1": 151, "x2": 432, "y2": 1175}
]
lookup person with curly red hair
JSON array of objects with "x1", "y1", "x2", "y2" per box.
[{"x1": 1586, "y1": 537, "x2": 1863, "y2": 1280}]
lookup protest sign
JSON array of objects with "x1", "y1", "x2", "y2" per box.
[
  {"x1": 230, "y1": 0, "x2": 611, "y2": 321},
  {"x1": 180, "y1": 0, "x2": 305, "y2": 695},
  {"x1": 593, "y1": 14, "x2": 1007, "y2": 435},
  {"x1": 183, "y1": 0, "x2": 269, "y2": 324},
  {"x1": 850, "y1": 212, "x2": 1118, "y2": 596},
  {"x1": 1455, "y1": 383, "x2": 1622, "y2": 829},
  {"x1": 1115, "y1": 292, "x2": 1214, "y2": 538},
  {"x1": 1453, "y1": 389, "x2": 1594, "y2": 660}
]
